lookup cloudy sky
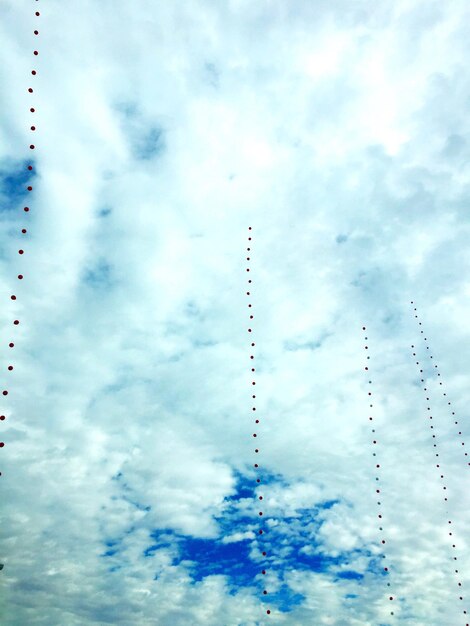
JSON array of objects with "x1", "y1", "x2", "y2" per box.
[{"x1": 1, "y1": 0, "x2": 470, "y2": 624}]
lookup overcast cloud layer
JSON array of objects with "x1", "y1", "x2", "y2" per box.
[{"x1": 1, "y1": 1, "x2": 470, "y2": 624}]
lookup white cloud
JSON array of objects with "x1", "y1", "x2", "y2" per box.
[{"x1": 0, "y1": 0, "x2": 470, "y2": 624}]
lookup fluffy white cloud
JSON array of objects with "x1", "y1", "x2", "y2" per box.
[{"x1": 0, "y1": 0, "x2": 469, "y2": 624}]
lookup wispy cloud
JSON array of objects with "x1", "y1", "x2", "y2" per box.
[{"x1": 1, "y1": 0, "x2": 469, "y2": 624}]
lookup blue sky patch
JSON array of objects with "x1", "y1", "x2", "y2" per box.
[
  {"x1": 131, "y1": 472, "x2": 377, "y2": 613},
  {"x1": 335, "y1": 570, "x2": 364, "y2": 580},
  {"x1": 82, "y1": 260, "x2": 113, "y2": 287},
  {"x1": 0, "y1": 160, "x2": 36, "y2": 212},
  {"x1": 133, "y1": 126, "x2": 165, "y2": 161}
]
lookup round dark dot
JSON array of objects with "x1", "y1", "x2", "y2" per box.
[
  {"x1": 28, "y1": 88, "x2": 33, "y2": 93},
  {"x1": 2, "y1": 391, "x2": 8, "y2": 396},
  {"x1": 27, "y1": 186, "x2": 32, "y2": 191},
  {"x1": 24, "y1": 207, "x2": 29, "y2": 212},
  {"x1": 30, "y1": 126, "x2": 36, "y2": 131},
  {"x1": 7, "y1": 366, "x2": 13, "y2": 371},
  {"x1": 34, "y1": 30, "x2": 39, "y2": 35},
  {"x1": 0, "y1": 442, "x2": 4, "y2": 448},
  {"x1": 31, "y1": 70, "x2": 37, "y2": 75},
  {"x1": 18, "y1": 250, "x2": 24, "y2": 254},
  {"x1": 22, "y1": 229, "x2": 27, "y2": 234},
  {"x1": 35, "y1": 11, "x2": 40, "y2": 16},
  {"x1": 0, "y1": 416, "x2": 5, "y2": 421},
  {"x1": 34, "y1": 51, "x2": 39, "y2": 55},
  {"x1": 10, "y1": 295, "x2": 16, "y2": 301},
  {"x1": 13, "y1": 320, "x2": 19, "y2": 325},
  {"x1": 30, "y1": 145, "x2": 35, "y2": 149},
  {"x1": 9, "y1": 343, "x2": 14, "y2": 348}
]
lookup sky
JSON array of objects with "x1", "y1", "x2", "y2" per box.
[{"x1": 0, "y1": 0, "x2": 470, "y2": 624}]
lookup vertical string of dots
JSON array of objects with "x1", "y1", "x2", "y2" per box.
[
  {"x1": 409, "y1": 302, "x2": 467, "y2": 622},
  {"x1": 246, "y1": 227, "x2": 271, "y2": 617},
  {"x1": 362, "y1": 327, "x2": 396, "y2": 618},
  {"x1": 1, "y1": 3, "x2": 39, "y2": 475},
  {"x1": 410, "y1": 301, "x2": 468, "y2": 467}
]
